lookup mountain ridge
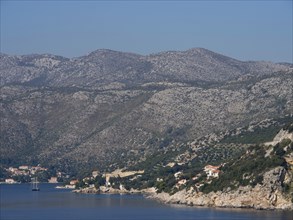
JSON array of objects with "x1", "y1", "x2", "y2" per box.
[
  {"x1": 0, "y1": 48, "x2": 292, "y2": 175},
  {"x1": 1, "y1": 48, "x2": 291, "y2": 87}
]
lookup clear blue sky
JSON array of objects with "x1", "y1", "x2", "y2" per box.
[{"x1": 1, "y1": 1, "x2": 292, "y2": 62}]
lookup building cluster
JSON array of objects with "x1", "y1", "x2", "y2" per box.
[
  {"x1": 173, "y1": 164, "x2": 222, "y2": 189},
  {"x1": 6, "y1": 165, "x2": 48, "y2": 177},
  {"x1": 2, "y1": 165, "x2": 59, "y2": 184},
  {"x1": 59, "y1": 171, "x2": 99, "y2": 189}
]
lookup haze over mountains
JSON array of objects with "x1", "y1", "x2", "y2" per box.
[{"x1": 1, "y1": 48, "x2": 292, "y2": 173}]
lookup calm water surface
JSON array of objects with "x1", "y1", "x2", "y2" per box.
[{"x1": 0, "y1": 184, "x2": 292, "y2": 220}]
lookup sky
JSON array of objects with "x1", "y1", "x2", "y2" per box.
[{"x1": 1, "y1": 0, "x2": 292, "y2": 63}]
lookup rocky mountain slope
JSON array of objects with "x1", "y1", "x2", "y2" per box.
[
  {"x1": 72, "y1": 124, "x2": 293, "y2": 210},
  {"x1": 149, "y1": 125, "x2": 293, "y2": 210},
  {"x1": 0, "y1": 48, "x2": 292, "y2": 174},
  {"x1": 1, "y1": 48, "x2": 290, "y2": 87}
]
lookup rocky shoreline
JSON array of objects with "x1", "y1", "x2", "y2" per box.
[
  {"x1": 148, "y1": 167, "x2": 293, "y2": 210},
  {"x1": 148, "y1": 188, "x2": 292, "y2": 210},
  {"x1": 73, "y1": 185, "x2": 156, "y2": 195},
  {"x1": 74, "y1": 186, "x2": 292, "y2": 211},
  {"x1": 74, "y1": 166, "x2": 293, "y2": 210},
  {"x1": 74, "y1": 186, "x2": 292, "y2": 210}
]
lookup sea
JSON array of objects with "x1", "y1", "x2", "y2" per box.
[{"x1": 0, "y1": 183, "x2": 292, "y2": 220}]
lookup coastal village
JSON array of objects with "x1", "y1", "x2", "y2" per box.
[
  {"x1": 1, "y1": 131, "x2": 293, "y2": 210},
  {"x1": 72, "y1": 163, "x2": 222, "y2": 194},
  {"x1": 1, "y1": 163, "x2": 222, "y2": 193},
  {"x1": 1, "y1": 165, "x2": 65, "y2": 184},
  {"x1": 1, "y1": 128, "x2": 292, "y2": 210}
]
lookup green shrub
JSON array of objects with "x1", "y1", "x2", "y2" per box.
[
  {"x1": 75, "y1": 180, "x2": 86, "y2": 189},
  {"x1": 280, "y1": 139, "x2": 292, "y2": 148},
  {"x1": 251, "y1": 175, "x2": 263, "y2": 186},
  {"x1": 155, "y1": 181, "x2": 167, "y2": 193},
  {"x1": 283, "y1": 123, "x2": 293, "y2": 133}
]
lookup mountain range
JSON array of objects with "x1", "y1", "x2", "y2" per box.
[{"x1": 1, "y1": 48, "x2": 292, "y2": 174}]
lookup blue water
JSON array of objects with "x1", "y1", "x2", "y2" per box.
[{"x1": 0, "y1": 184, "x2": 292, "y2": 220}]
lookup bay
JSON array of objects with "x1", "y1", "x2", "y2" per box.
[{"x1": 0, "y1": 183, "x2": 292, "y2": 220}]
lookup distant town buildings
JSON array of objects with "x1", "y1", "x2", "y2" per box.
[
  {"x1": 1, "y1": 165, "x2": 65, "y2": 184},
  {"x1": 6, "y1": 165, "x2": 48, "y2": 177}
]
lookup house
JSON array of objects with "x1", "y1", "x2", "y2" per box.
[
  {"x1": 174, "y1": 171, "x2": 183, "y2": 179},
  {"x1": 70, "y1": 180, "x2": 78, "y2": 185},
  {"x1": 92, "y1": 170, "x2": 99, "y2": 178},
  {"x1": 192, "y1": 174, "x2": 201, "y2": 181},
  {"x1": 13, "y1": 170, "x2": 27, "y2": 176},
  {"x1": 8, "y1": 167, "x2": 17, "y2": 172},
  {"x1": 19, "y1": 165, "x2": 29, "y2": 170},
  {"x1": 177, "y1": 179, "x2": 187, "y2": 185},
  {"x1": 65, "y1": 184, "x2": 75, "y2": 189},
  {"x1": 5, "y1": 178, "x2": 16, "y2": 184},
  {"x1": 204, "y1": 165, "x2": 221, "y2": 178},
  {"x1": 119, "y1": 184, "x2": 126, "y2": 191},
  {"x1": 175, "y1": 179, "x2": 187, "y2": 188},
  {"x1": 204, "y1": 165, "x2": 220, "y2": 171},
  {"x1": 57, "y1": 172, "x2": 62, "y2": 178},
  {"x1": 208, "y1": 169, "x2": 220, "y2": 178},
  {"x1": 48, "y1": 177, "x2": 58, "y2": 183},
  {"x1": 89, "y1": 184, "x2": 95, "y2": 189},
  {"x1": 195, "y1": 183, "x2": 204, "y2": 189},
  {"x1": 83, "y1": 177, "x2": 90, "y2": 182}
]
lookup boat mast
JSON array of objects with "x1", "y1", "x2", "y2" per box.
[{"x1": 32, "y1": 177, "x2": 39, "y2": 191}]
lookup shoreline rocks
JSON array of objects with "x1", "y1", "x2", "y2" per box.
[
  {"x1": 74, "y1": 166, "x2": 293, "y2": 210},
  {"x1": 74, "y1": 183, "x2": 292, "y2": 210},
  {"x1": 148, "y1": 188, "x2": 293, "y2": 210},
  {"x1": 148, "y1": 167, "x2": 293, "y2": 210}
]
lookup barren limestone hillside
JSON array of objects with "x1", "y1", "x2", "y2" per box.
[
  {"x1": 0, "y1": 48, "x2": 292, "y2": 174},
  {"x1": 1, "y1": 48, "x2": 290, "y2": 87}
]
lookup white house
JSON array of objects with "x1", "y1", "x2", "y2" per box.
[
  {"x1": 174, "y1": 171, "x2": 183, "y2": 179},
  {"x1": 70, "y1": 180, "x2": 78, "y2": 185},
  {"x1": 5, "y1": 178, "x2": 16, "y2": 184},
  {"x1": 204, "y1": 165, "x2": 221, "y2": 178},
  {"x1": 19, "y1": 165, "x2": 29, "y2": 170}
]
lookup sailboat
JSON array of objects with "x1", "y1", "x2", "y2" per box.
[{"x1": 31, "y1": 177, "x2": 40, "y2": 191}]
